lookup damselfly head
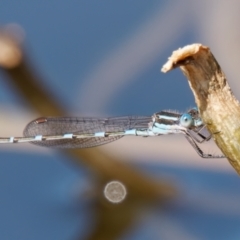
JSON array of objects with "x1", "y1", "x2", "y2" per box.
[
  {"x1": 180, "y1": 113, "x2": 194, "y2": 128},
  {"x1": 188, "y1": 107, "x2": 202, "y2": 119},
  {"x1": 187, "y1": 107, "x2": 204, "y2": 127}
]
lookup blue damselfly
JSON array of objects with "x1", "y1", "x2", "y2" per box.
[{"x1": 0, "y1": 107, "x2": 224, "y2": 158}]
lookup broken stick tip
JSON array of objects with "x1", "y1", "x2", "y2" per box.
[{"x1": 161, "y1": 43, "x2": 208, "y2": 73}]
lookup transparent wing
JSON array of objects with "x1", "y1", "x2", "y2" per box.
[{"x1": 23, "y1": 116, "x2": 151, "y2": 148}]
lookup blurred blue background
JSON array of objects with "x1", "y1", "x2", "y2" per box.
[{"x1": 1, "y1": 0, "x2": 240, "y2": 239}]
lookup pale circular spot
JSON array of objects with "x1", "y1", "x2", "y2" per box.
[{"x1": 104, "y1": 181, "x2": 127, "y2": 203}]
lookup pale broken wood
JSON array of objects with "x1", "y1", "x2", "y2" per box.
[{"x1": 162, "y1": 43, "x2": 240, "y2": 174}]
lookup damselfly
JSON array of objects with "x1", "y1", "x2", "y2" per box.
[{"x1": 0, "y1": 107, "x2": 225, "y2": 158}]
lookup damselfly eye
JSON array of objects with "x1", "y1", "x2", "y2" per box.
[
  {"x1": 180, "y1": 113, "x2": 194, "y2": 128},
  {"x1": 188, "y1": 107, "x2": 199, "y2": 119}
]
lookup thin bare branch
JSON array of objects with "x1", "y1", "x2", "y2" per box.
[{"x1": 162, "y1": 44, "x2": 240, "y2": 174}]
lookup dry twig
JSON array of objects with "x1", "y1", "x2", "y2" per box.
[{"x1": 162, "y1": 44, "x2": 240, "y2": 174}]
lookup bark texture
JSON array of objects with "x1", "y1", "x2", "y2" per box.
[{"x1": 162, "y1": 44, "x2": 240, "y2": 174}]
